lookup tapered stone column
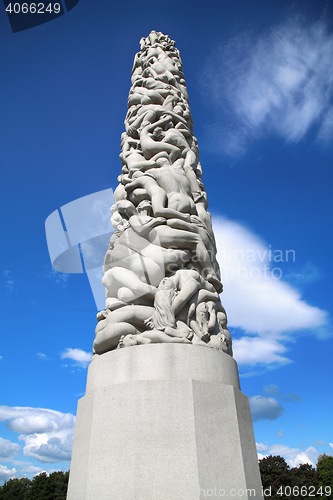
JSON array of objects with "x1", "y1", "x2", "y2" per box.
[{"x1": 67, "y1": 31, "x2": 263, "y2": 500}]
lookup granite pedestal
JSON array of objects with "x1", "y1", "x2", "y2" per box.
[{"x1": 66, "y1": 344, "x2": 263, "y2": 500}]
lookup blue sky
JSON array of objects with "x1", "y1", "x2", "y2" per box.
[{"x1": 1, "y1": 0, "x2": 333, "y2": 483}]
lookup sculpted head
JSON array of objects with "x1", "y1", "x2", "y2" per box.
[
  {"x1": 155, "y1": 157, "x2": 170, "y2": 168},
  {"x1": 217, "y1": 311, "x2": 227, "y2": 329},
  {"x1": 139, "y1": 37, "x2": 146, "y2": 50},
  {"x1": 158, "y1": 277, "x2": 176, "y2": 291},
  {"x1": 152, "y1": 127, "x2": 164, "y2": 140},
  {"x1": 173, "y1": 105, "x2": 183, "y2": 116},
  {"x1": 116, "y1": 200, "x2": 137, "y2": 218},
  {"x1": 197, "y1": 303, "x2": 208, "y2": 314},
  {"x1": 121, "y1": 335, "x2": 139, "y2": 347},
  {"x1": 137, "y1": 199, "x2": 152, "y2": 215}
]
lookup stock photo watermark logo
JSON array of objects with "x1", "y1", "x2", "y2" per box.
[
  {"x1": 45, "y1": 189, "x2": 166, "y2": 311},
  {"x1": 3, "y1": 0, "x2": 80, "y2": 33},
  {"x1": 45, "y1": 189, "x2": 114, "y2": 311},
  {"x1": 218, "y1": 245, "x2": 296, "y2": 283}
]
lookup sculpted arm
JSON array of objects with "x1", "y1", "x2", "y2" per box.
[{"x1": 128, "y1": 214, "x2": 166, "y2": 238}]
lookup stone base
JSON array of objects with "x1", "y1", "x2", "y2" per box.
[{"x1": 67, "y1": 344, "x2": 263, "y2": 500}]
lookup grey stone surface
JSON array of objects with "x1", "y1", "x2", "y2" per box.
[
  {"x1": 86, "y1": 343, "x2": 240, "y2": 392},
  {"x1": 67, "y1": 345, "x2": 263, "y2": 500}
]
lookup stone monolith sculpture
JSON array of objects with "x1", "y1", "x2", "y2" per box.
[{"x1": 66, "y1": 31, "x2": 263, "y2": 500}]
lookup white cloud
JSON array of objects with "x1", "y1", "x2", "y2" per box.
[
  {"x1": 232, "y1": 337, "x2": 290, "y2": 366},
  {"x1": 19, "y1": 434, "x2": 73, "y2": 463},
  {"x1": 0, "y1": 406, "x2": 75, "y2": 463},
  {"x1": 61, "y1": 348, "x2": 92, "y2": 367},
  {"x1": 250, "y1": 396, "x2": 285, "y2": 422},
  {"x1": 0, "y1": 464, "x2": 17, "y2": 482},
  {"x1": 256, "y1": 443, "x2": 269, "y2": 452},
  {"x1": 19, "y1": 464, "x2": 44, "y2": 475},
  {"x1": 204, "y1": 17, "x2": 333, "y2": 155},
  {"x1": 0, "y1": 438, "x2": 21, "y2": 460},
  {"x1": 329, "y1": 443, "x2": 333, "y2": 450},
  {"x1": 37, "y1": 353, "x2": 48, "y2": 360},
  {"x1": 257, "y1": 443, "x2": 319, "y2": 468},
  {"x1": 212, "y1": 217, "x2": 329, "y2": 367}
]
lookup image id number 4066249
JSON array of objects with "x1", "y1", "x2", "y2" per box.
[
  {"x1": 277, "y1": 485, "x2": 332, "y2": 496},
  {"x1": 5, "y1": 3, "x2": 61, "y2": 13}
]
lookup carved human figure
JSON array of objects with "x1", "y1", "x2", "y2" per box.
[
  {"x1": 116, "y1": 200, "x2": 221, "y2": 292},
  {"x1": 119, "y1": 269, "x2": 217, "y2": 349},
  {"x1": 124, "y1": 158, "x2": 195, "y2": 221},
  {"x1": 119, "y1": 330, "x2": 191, "y2": 347},
  {"x1": 119, "y1": 134, "x2": 164, "y2": 176},
  {"x1": 93, "y1": 305, "x2": 154, "y2": 354},
  {"x1": 125, "y1": 173, "x2": 219, "y2": 276},
  {"x1": 126, "y1": 104, "x2": 188, "y2": 142},
  {"x1": 104, "y1": 208, "x2": 192, "y2": 292},
  {"x1": 139, "y1": 115, "x2": 190, "y2": 162}
]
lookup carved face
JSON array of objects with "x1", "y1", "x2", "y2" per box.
[
  {"x1": 122, "y1": 335, "x2": 138, "y2": 347},
  {"x1": 155, "y1": 157, "x2": 170, "y2": 168},
  {"x1": 116, "y1": 200, "x2": 136, "y2": 217},
  {"x1": 137, "y1": 200, "x2": 152, "y2": 214},
  {"x1": 158, "y1": 277, "x2": 176, "y2": 290},
  {"x1": 139, "y1": 37, "x2": 146, "y2": 50},
  {"x1": 152, "y1": 127, "x2": 164, "y2": 140},
  {"x1": 217, "y1": 311, "x2": 227, "y2": 329}
]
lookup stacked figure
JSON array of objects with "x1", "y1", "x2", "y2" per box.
[{"x1": 93, "y1": 31, "x2": 232, "y2": 357}]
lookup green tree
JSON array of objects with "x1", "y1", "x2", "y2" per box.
[
  {"x1": 259, "y1": 455, "x2": 290, "y2": 499},
  {"x1": 0, "y1": 477, "x2": 31, "y2": 500},
  {"x1": 25, "y1": 471, "x2": 69, "y2": 500},
  {"x1": 317, "y1": 454, "x2": 333, "y2": 499},
  {"x1": 289, "y1": 463, "x2": 319, "y2": 499}
]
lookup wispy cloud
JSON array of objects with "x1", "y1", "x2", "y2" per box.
[
  {"x1": 45, "y1": 267, "x2": 69, "y2": 288},
  {"x1": 61, "y1": 348, "x2": 92, "y2": 367},
  {"x1": 204, "y1": 17, "x2": 333, "y2": 155},
  {"x1": 285, "y1": 262, "x2": 322, "y2": 286},
  {"x1": 257, "y1": 443, "x2": 319, "y2": 467},
  {"x1": 250, "y1": 395, "x2": 285, "y2": 422},
  {"x1": 212, "y1": 217, "x2": 329, "y2": 368},
  {"x1": 314, "y1": 440, "x2": 325, "y2": 446},
  {"x1": 0, "y1": 406, "x2": 75, "y2": 464},
  {"x1": 280, "y1": 393, "x2": 303, "y2": 403},
  {"x1": 37, "y1": 353, "x2": 49, "y2": 360},
  {"x1": 277, "y1": 430, "x2": 284, "y2": 438},
  {"x1": 264, "y1": 384, "x2": 280, "y2": 396},
  {"x1": 3, "y1": 270, "x2": 16, "y2": 294},
  {"x1": 329, "y1": 443, "x2": 333, "y2": 450}
]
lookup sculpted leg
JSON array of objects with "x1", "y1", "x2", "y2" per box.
[
  {"x1": 93, "y1": 322, "x2": 141, "y2": 354},
  {"x1": 102, "y1": 267, "x2": 157, "y2": 301}
]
